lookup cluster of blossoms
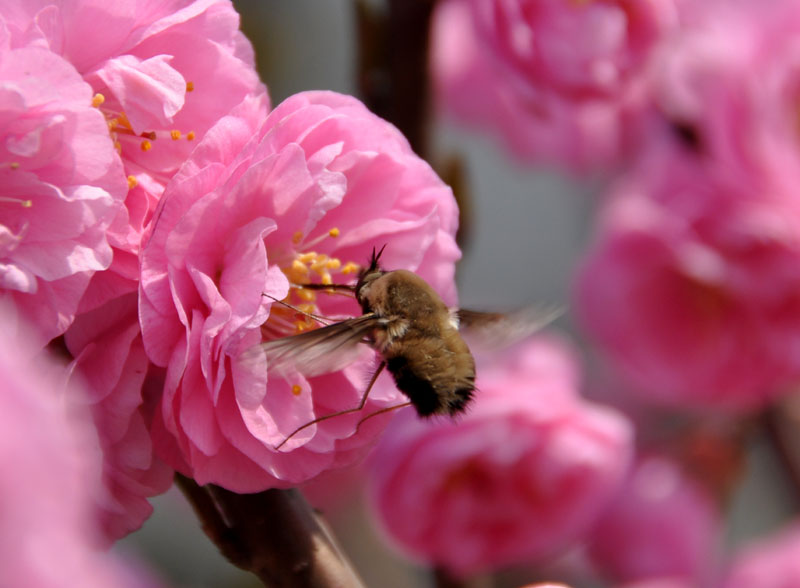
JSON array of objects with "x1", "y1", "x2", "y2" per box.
[{"x1": 0, "y1": 0, "x2": 461, "y2": 557}]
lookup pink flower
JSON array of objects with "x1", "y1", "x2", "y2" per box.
[
  {"x1": 587, "y1": 456, "x2": 722, "y2": 586},
  {"x1": 139, "y1": 91, "x2": 461, "y2": 492},
  {"x1": 1, "y1": 0, "x2": 269, "y2": 310},
  {"x1": 65, "y1": 294, "x2": 174, "y2": 541},
  {"x1": 652, "y1": 0, "x2": 800, "y2": 188},
  {"x1": 431, "y1": 0, "x2": 679, "y2": 171},
  {"x1": 366, "y1": 337, "x2": 633, "y2": 577},
  {"x1": 0, "y1": 39, "x2": 126, "y2": 345},
  {"x1": 722, "y1": 522, "x2": 800, "y2": 588},
  {"x1": 574, "y1": 144, "x2": 800, "y2": 412},
  {"x1": 0, "y1": 321, "x2": 158, "y2": 587}
]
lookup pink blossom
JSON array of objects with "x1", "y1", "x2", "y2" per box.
[
  {"x1": 587, "y1": 456, "x2": 722, "y2": 586},
  {"x1": 722, "y1": 522, "x2": 800, "y2": 588},
  {"x1": 574, "y1": 144, "x2": 800, "y2": 412},
  {"x1": 366, "y1": 337, "x2": 633, "y2": 577},
  {"x1": 139, "y1": 91, "x2": 461, "y2": 492},
  {"x1": 431, "y1": 0, "x2": 679, "y2": 171},
  {"x1": 65, "y1": 293, "x2": 174, "y2": 541},
  {"x1": 0, "y1": 39, "x2": 126, "y2": 345},
  {"x1": 1, "y1": 0, "x2": 269, "y2": 309},
  {"x1": 652, "y1": 0, "x2": 800, "y2": 188},
  {"x1": 0, "y1": 322, "x2": 158, "y2": 587}
]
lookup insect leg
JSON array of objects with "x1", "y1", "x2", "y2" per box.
[
  {"x1": 274, "y1": 361, "x2": 387, "y2": 450},
  {"x1": 353, "y1": 401, "x2": 413, "y2": 434}
]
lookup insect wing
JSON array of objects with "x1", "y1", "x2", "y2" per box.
[
  {"x1": 258, "y1": 314, "x2": 380, "y2": 378},
  {"x1": 456, "y1": 305, "x2": 563, "y2": 350}
]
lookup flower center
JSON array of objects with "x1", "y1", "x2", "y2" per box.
[
  {"x1": 91, "y1": 85, "x2": 197, "y2": 155},
  {"x1": 262, "y1": 227, "x2": 362, "y2": 338}
]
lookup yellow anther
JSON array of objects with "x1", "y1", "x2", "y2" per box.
[
  {"x1": 296, "y1": 288, "x2": 317, "y2": 302},
  {"x1": 9, "y1": 162, "x2": 20, "y2": 170},
  {"x1": 92, "y1": 93, "x2": 105, "y2": 107},
  {"x1": 186, "y1": 131, "x2": 196, "y2": 141},
  {"x1": 140, "y1": 140, "x2": 152, "y2": 152},
  {"x1": 127, "y1": 175, "x2": 138, "y2": 189},
  {"x1": 320, "y1": 273, "x2": 333, "y2": 285},
  {"x1": 118, "y1": 112, "x2": 132, "y2": 130},
  {"x1": 292, "y1": 231, "x2": 303, "y2": 244},
  {"x1": 326, "y1": 258, "x2": 341, "y2": 270},
  {"x1": 170, "y1": 130, "x2": 181, "y2": 140},
  {"x1": 297, "y1": 304, "x2": 316, "y2": 315},
  {"x1": 186, "y1": 81, "x2": 195, "y2": 92},
  {"x1": 342, "y1": 261, "x2": 360, "y2": 275},
  {"x1": 0, "y1": 196, "x2": 32, "y2": 207},
  {"x1": 108, "y1": 118, "x2": 118, "y2": 130},
  {"x1": 298, "y1": 252, "x2": 317, "y2": 264},
  {"x1": 291, "y1": 384, "x2": 302, "y2": 396},
  {"x1": 328, "y1": 227, "x2": 340, "y2": 238},
  {"x1": 310, "y1": 255, "x2": 329, "y2": 274}
]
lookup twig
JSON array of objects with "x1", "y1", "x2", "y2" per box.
[{"x1": 176, "y1": 474, "x2": 366, "y2": 587}]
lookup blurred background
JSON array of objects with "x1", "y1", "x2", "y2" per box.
[{"x1": 116, "y1": 1, "x2": 798, "y2": 586}]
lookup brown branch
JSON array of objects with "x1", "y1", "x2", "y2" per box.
[
  {"x1": 355, "y1": 0, "x2": 438, "y2": 159},
  {"x1": 176, "y1": 474, "x2": 366, "y2": 588}
]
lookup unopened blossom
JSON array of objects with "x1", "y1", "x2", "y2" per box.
[
  {"x1": 587, "y1": 456, "x2": 722, "y2": 586},
  {"x1": 0, "y1": 321, "x2": 158, "y2": 588},
  {"x1": 139, "y1": 91, "x2": 461, "y2": 492},
  {"x1": 722, "y1": 522, "x2": 800, "y2": 588},
  {"x1": 574, "y1": 143, "x2": 800, "y2": 412},
  {"x1": 0, "y1": 39, "x2": 126, "y2": 345},
  {"x1": 431, "y1": 0, "x2": 679, "y2": 171},
  {"x1": 367, "y1": 337, "x2": 633, "y2": 577}
]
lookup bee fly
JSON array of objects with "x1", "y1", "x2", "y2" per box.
[{"x1": 260, "y1": 245, "x2": 559, "y2": 449}]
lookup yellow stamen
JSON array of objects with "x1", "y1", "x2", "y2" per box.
[
  {"x1": 92, "y1": 93, "x2": 105, "y2": 107},
  {"x1": 292, "y1": 231, "x2": 304, "y2": 245},
  {"x1": 140, "y1": 140, "x2": 152, "y2": 152},
  {"x1": 0, "y1": 196, "x2": 32, "y2": 207},
  {"x1": 326, "y1": 258, "x2": 341, "y2": 270},
  {"x1": 127, "y1": 175, "x2": 138, "y2": 189},
  {"x1": 291, "y1": 384, "x2": 302, "y2": 396},
  {"x1": 9, "y1": 162, "x2": 20, "y2": 170},
  {"x1": 296, "y1": 288, "x2": 317, "y2": 302},
  {"x1": 186, "y1": 131, "x2": 196, "y2": 141},
  {"x1": 320, "y1": 273, "x2": 333, "y2": 286},
  {"x1": 328, "y1": 227, "x2": 340, "y2": 238},
  {"x1": 186, "y1": 81, "x2": 195, "y2": 92},
  {"x1": 118, "y1": 112, "x2": 132, "y2": 130},
  {"x1": 298, "y1": 252, "x2": 317, "y2": 264},
  {"x1": 342, "y1": 261, "x2": 360, "y2": 275},
  {"x1": 170, "y1": 130, "x2": 181, "y2": 140}
]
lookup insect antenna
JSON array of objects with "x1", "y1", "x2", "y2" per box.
[{"x1": 274, "y1": 361, "x2": 387, "y2": 450}]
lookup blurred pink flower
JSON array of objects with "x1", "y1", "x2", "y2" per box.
[
  {"x1": 722, "y1": 522, "x2": 800, "y2": 588},
  {"x1": 139, "y1": 91, "x2": 461, "y2": 492},
  {"x1": 0, "y1": 322, "x2": 159, "y2": 587},
  {"x1": 367, "y1": 336, "x2": 633, "y2": 577},
  {"x1": 574, "y1": 144, "x2": 800, "y2": 412},
  {"x1": 652, "y1": 0, "x2": 800, "y2": 187},
  {"x1": 0, "y1": 41, "x2": 126, "y2": 345},
  {"x1": 431, "y1": 0, "x2": 678, "y2": 171},
  {"x1": 587, "y1": 455, "x2": 722, "y2": 586}
]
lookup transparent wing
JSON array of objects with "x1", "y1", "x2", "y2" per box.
[
  {"x1": 456, "y1": 305, "x2": 564, "y2": 350},
  {"x1": 257, "y1": 314, "x2": 381, "y2": 377}
]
